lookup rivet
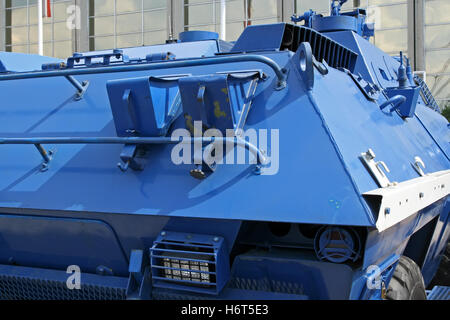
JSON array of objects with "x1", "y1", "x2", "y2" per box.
[
  {"x1": 254, "y1": 165, "x2": 262, "y2": 175},
  {"x1": 385, "y1": 208, "x2": 391, "y2": 215},
  {"x1": 419, "y1": 192, "x2": 424, "y2": 198}
]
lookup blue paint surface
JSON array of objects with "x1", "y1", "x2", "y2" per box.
[{"x1": 0, "y1": 9, "x2": 449, "y2": 300}]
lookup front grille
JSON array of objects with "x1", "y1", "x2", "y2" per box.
[
  {"x1": 150, "y1": 232, "x2": 230, "y2": 295},
  {"x1": 0, "y1": 264, "x2": 128, "y2": 300},
  {"x1": 0, "y1": 275, "x2": 126, "y2": 300}
]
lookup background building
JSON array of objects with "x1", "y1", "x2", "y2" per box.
[{"x1": 0, "y1": 0, "x2": 448, "y2": 108}]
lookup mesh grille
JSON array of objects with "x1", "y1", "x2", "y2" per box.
[
  {"x1": 0, "y1": 275, "x2": 126, "y2": 300},
  {"x1": 151, "y1": 240, "x2": 218, "y2": 292},
  {"x1": 229, "y1": 277, "x2": 305, "y2": 296}
]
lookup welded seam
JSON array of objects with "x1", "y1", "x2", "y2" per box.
[
  {"x1": 414, "y1": 113, "x2": 450, "y2": 162},
  {"x1": 306, "y1": 90, "x2": 376, "y2": 226}
]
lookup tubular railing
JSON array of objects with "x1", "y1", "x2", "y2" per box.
[{"x1": 0, "y1": 54, "x2": 288, "y2": 89}]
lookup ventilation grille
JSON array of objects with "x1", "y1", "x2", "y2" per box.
[
  {"x1": 0, "y1": 275, "x2": 126, "y2": 300},
  {"x1": 283, "y1": 25, "x2": 358, "y2": 71},
  {"x1": 150, "y1": 232, "x2": 229, "y2": 295},
  {"x1": 230, "y1": 23, "x2": 357, "y2": 71}
]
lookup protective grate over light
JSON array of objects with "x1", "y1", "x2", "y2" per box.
[
  {"x1": 163, "y1": 258, "x2": 211, "y2": 283},
  {"x1": 150, "y1": 231, "x2": 230, "y2": 295}
]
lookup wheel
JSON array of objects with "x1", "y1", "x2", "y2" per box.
[
  {"x1": 385, "y1": 256, "x2": 427, "y2": 300},
  {"x1": 429, "y1": 242, "x2": 450, "y2": 287}
]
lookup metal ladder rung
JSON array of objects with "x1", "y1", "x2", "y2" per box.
[{"x1": 414, "y1": 75, "x2": 441, "y2": 113}]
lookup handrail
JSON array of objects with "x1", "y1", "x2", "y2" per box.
[
  {"x1": 0, "y1": 136, "x2": 269, "y2": 166},
  {"x1": 379, "y1": 95, "x2": 406, "y2": 112},
  {"x1": 0, "y1": 54, "x2": 287, "y2": 89}
]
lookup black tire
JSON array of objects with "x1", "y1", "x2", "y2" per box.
[
  {"x1": 386, "y1": 256, "x2": 427, "y2": 300},
  {"x1": 429, "y1": 242, "x2": 450, "y2": 288}
]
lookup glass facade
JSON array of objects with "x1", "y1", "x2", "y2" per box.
[
  {"x1": 88, "y1": 0, "x2": 167, "y2": 51},
  {"x1": 4, "y1": 0, "x2": 73, "y2": 57},
  {"x1": 0, "y1": 0, "x2": 449, "y2": 107},
  {"x1": 183, "y1": 0, "x2": 278, "y2": 41},
  {"x1": 295, "y1": 0, "x2": 408, "y2": 55},
  {"x1": 424, "y1": 0, "x2": 450, "y2": 107}
]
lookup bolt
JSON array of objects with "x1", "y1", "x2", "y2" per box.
[
  {"x1": 381, "y1": 282, "x2": 387, "y2": 299},
  {"x1": 254, "y1": 165, "x2": 262, "y2": 175},
  {"x1": 367, "y1": 149, "x2": 375, "y2": 159},
  {"x1": 161, "y1": 231, "x2": 166, "y2": 236},
  {"x1": 213, "y1": 237, "x2": 220, "y2": 242},
  {"x1": 40, "y1": 163, "x2": 49, "y2": 172}
]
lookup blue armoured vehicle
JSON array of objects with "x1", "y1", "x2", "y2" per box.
[{"x1": 0, "y1": 0, "x2": 448, "y2": 300}]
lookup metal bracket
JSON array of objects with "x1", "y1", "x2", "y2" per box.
[
  {"x1": 190, "y1": 143, "x2": 217, "y2": 180},
  {"x1": 343, "y1": 69, "x2": 380, "y2": 101},
  {"x1": 126, "y1": 249, "x2": 151, "y2": 300},
  {"x1": 234, "y1": 77, "x2": 259, "y2": 135},
  {"x1": 360, "y1": 149, "x2": 396, "y2": 188},
  {"x1": 65, "y1": 75, "x2": 89, "y2": 100},
  {"x1": 412, "y1": 156, "x2": 426, "y2": 177},
  {"x1": 312, "y1": 56, "x2": 329, "y2": 75},
  {"x1": 34, "y1": 144, "x2": 53, "y2": 172},
  {"x1": 67, "y1": 49, "x2": 129, "y2": 68},
  {"x1": 117, "y1": 144, "x2": 144, "y2": 172},
  {"x1": 364, "y1": 170, "x2": 450, "y2": 231}
]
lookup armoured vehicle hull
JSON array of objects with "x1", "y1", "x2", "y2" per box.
[{"x1": 0, "y1": 4, "x2": 448, "y2": 300}]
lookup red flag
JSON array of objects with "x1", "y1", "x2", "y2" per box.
[{"x1": 42, "y1": 0, "x2": 51, "y2": 18}]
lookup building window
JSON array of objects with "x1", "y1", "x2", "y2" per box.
[
  {"x1": 88, "y1": 0, "x2": 168, "y2": 51},
  {"x1": 5, "y1": 0, "x2": 74, "y2": 59},
  {"x1": 295, "y1": 0, "x2": 330, "y2": 15},
  {"x1": 424, "y1": 0, "x2": 450, "y2": 107},
  {"x1": 183, "y1": 0, "x2": 278, "y2": 42},
  {"x1": 365, "y1": 1, "x2": 408, "y2": 55},
  {"x1": 295, "y1": 1, "x2": 408, "y2": 55}
]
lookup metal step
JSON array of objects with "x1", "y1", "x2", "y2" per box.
[
  {"x1": 414, "y1": 75, "x2": 441, "y2": 113},
  {"x1": 427, "y1": 286, "x2": 450, "y2": 300}
]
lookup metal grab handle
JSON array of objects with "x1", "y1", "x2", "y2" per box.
[
  {"x1": 412, "y1": 156, "x2": 426, "y2": 176},
  {"x1": 0, "y1": 136, "x2": 269, "y2": 166},
  {"x1": 0, "y1": 54, "x2": 288, "y2": 90},
  {"x1": 375, "y1": 160, "x2": 390, "y2": 177},
  {"x1": 379, "y1": 95, "x2": 406, "y2": 112}
]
